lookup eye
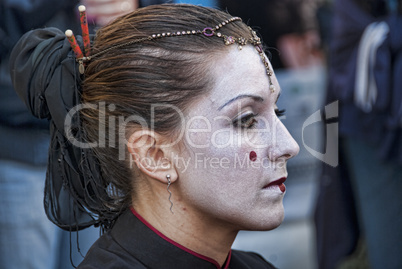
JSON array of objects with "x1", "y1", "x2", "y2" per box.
[
  {"x1": 233, "y1": 113, "x2": 258, "y2": 129},
  {"x1": 275, "y1": 108, "x2": 286, "y2": 117}
]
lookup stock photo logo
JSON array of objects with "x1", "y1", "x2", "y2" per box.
[
  {"x1": 302, "y1": 101, "x2": 339, "y2": 167},
  {"x1": 64, "y1": 100, "x2": 338, "y2": 168}
]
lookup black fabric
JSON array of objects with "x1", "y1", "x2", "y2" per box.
[
  {"x1": 9, "y1": 28, "x2": 120, "y2": 231},
  {"x1": 10, "y1": 28, "x2": 77, "y2": 127},
  {"x1": 0, "y1": 0, "x2": 79, "y2": 165},
  {"x1": 0, "y1": 0, "x2": 78, "y2": 128},
  {"x1": 78, "y1": 209, "x2": 277, "y2": 269},
  {"x1": 314, "y1": 140, "x2": 360, "y2": 269},
  {"x1": 314, "y1": 1, "x2": 402, "y2": 267},
  {"x1": 328, "y1": 0, "x2": 402, "y2": 164}
]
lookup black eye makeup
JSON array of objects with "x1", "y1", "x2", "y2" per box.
[
  {"x1": 232, "y1": 112, "x2": 259, "y2": 129},
  {"x1": 275, "y1": 108, "x2": 286, "y2": 117}
]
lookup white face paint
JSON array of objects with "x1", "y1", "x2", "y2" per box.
[{"x1": 175, "y1": 45, "x2": 299, "y2": 231}]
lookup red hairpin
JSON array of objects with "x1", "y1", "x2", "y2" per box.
[
  {"x1": 65, "y1": 5, "x2": 91, "y2": 58},
  {"x1": 78, "y1": 5, "x2": 91, "y2": 56},
  {"x1": 65, "y1": 29, "x2": 84, "y2": 59}
]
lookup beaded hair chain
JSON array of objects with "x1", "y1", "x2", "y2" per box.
[{"x1": 65, "y1": 7, "x2": 275, "y2": 92}]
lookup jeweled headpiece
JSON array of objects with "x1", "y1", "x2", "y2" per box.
[{"x1": 66, "y1": 6, "x2": 275, "y2": 92}]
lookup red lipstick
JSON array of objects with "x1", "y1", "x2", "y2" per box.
[{"x1": 264, "y1": 177, "x2": 287, "y2": 192}]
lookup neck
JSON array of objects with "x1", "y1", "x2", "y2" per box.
[{"x1": 132, "y1": 196, "x2": 237, "y2": 267}]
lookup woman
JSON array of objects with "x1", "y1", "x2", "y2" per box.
[{"x1": 10, "y1": 4, "x2": 299, "y2": 268}]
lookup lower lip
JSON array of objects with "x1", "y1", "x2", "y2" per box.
[
  {"x1": 264, "y1": 183, "x2": 286, "y2": 193},
  {"x1": 279, "y1": 183, "x2": 286, "y2": 192}
]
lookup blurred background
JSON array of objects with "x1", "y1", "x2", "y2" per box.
[
  {"x1": 227, "y1": 1, "x2": 327, "y2": 268},
  {"x1": 1, "y1": 0, "x2": 401, "y2": 268}
]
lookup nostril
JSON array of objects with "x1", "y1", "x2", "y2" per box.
[
  {"x1": 283, "y1": 154, "x2": 292, "y2": 159},
  {"x1": 268, "y1": 152, "x2": 292, "y2": 162},
  {"x1": 278, "y1": 153, "x2": 293, "y2": 161}
]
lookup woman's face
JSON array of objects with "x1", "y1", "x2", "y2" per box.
[{"x1": 174, "y1": 45, "x2": 299, "y2": 231}]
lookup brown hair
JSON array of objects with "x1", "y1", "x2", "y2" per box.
[{"x1": 81, "y1": 4, "x2": 253, "y2": 212}]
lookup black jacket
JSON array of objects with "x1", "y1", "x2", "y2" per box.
[{"x1": 78, "y1": 209, "x2": 277, "y2": 269}]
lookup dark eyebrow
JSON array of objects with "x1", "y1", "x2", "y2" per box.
[
  {"x1": 218, "y1": 94, "x2": 264, "y2": 111},
  {"x1": 276, "y1": 91, "x2": 281, "y2": 103}
]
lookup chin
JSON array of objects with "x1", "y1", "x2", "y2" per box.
[
  {"x1": 255, "y1": 213, "x2": 284, "y2": 231},
  {"x1": 238, "y1": 206, "x2": 285, "y2": 231}
]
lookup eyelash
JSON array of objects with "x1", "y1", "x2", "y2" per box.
[
  {"x1": 233, "y1": 113, "x2": 258, "y2": 129},
  {"x1": 232, "y1": 108, "x2": 286, "y2": 129},
  {"x1": 275, "y1": 108, "x2": 286, "y2": 117}
]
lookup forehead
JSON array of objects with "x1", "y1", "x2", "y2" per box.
[{"x1": 207, "y1": 45, "x2": 270, "y2": 103}]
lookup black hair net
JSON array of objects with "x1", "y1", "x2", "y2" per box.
[{"x1": 9, "y1": 27, "x2": 120, "y2": 231}]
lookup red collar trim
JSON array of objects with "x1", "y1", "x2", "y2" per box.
[{"x1": 130, "y1": 207, "x2": 231, "y2": 269}]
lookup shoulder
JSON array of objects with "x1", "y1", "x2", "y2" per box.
[
  {"x1": 230, "y1": 250, "x2": 277, "y2": 269},
  {"x1": 77, "y1": 232, "x2": 146, "y2": 269}
]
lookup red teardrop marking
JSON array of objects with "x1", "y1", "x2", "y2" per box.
[{"x1": 249, "y1": 151, "x2": 257, "y2": 162}]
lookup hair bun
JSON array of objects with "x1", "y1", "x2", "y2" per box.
[
  {"x1": 10, "y1": 27, "x2": 81, "y2": 133},
  {"x1": 9, "y1": 27, "x2": 114, "y2": 231}
]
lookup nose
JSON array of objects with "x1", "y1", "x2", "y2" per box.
[{"x1": 268, "y1": 120, "x2": 300, "y2": 162}]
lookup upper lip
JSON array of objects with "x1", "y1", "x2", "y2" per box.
[{"x1": 263, "y1": 177, "x2": 287, "y2": 188}]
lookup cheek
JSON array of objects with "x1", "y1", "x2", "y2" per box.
[
  {"x1": 178, "y1": 139, "x2": 284, "y2": 230},
  {"x1": 185, "y1": 130, "x2": 210, "y2": 149},
  {"x1": 180, "y1": 144, "x2": 261, "y2": 201},
  {"x1": 179, "y1": 121, "x2": 269, "y2": 197},
  {"x1": 182, "y1": 128, "x2": 263, "y2": 183}
]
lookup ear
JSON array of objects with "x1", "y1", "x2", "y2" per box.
[{"x1": 127, "y1": 129, "x2": 177, "y2": 184}]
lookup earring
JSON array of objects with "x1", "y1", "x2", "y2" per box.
[{"x1": 166, "y1": 175, "x2": 174, "y2": 214}]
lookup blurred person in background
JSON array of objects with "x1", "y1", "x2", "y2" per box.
[
  {"x1": 0, "y1": 0, "x2": 139, "y2": 268},
  {"x1": 219, "y1": 1, "x2": 328, "y2": 268},
  {"x1": 0, "y1": 2, "x2": 84, "y2": 268},
  {"x1": 83, "y1": 0, "x2": 218, "y2": 27},
  {"x1": 314, "y1": 0, "x2": 402, "y2": 268},
  {"x1": 219, "y1": 0, "x2": 324, "y2": 70}
]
